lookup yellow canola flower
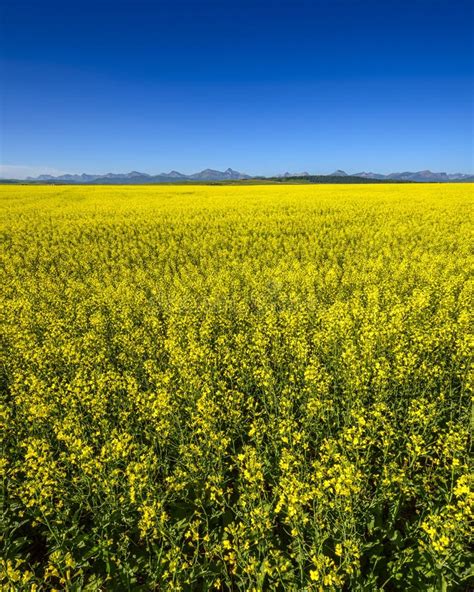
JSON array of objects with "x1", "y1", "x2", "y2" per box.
[{"x1": 1, "y1": 183, "x2": 472, "y2": 590}]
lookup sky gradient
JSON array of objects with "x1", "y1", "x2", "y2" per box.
[{"x1": 1, "y1": 0, "x2": 473, "y2": 177}]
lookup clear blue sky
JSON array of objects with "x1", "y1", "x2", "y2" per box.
[{"x1": 1, "y1": 0, "x2": 473, "y2": 177}]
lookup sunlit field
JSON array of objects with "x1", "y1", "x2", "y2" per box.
[{"x1": 1, "y1": 184, "x2": 472, "y2": 590}]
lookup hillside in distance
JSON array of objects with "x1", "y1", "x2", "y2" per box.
[
  {"x1": 1, "y1": 168, "x2": 472, "y2": 184},
  {"x1": 23, "y1": 168, "x2": 251, "y2": 184},
  {"x1": 261, "y1": 175, "x2": 410, "y2": 184},
  {"x1": 353, "y1": 170, "x2": 473, "y2": 182}
]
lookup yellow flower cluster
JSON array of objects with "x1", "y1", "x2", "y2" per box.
[{"x1": 1, "y1": 183, "x2": 472, "y2": 590}]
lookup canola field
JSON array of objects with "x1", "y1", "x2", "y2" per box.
[{"x1": 1, "y1": 184, "x2": 472, "y2": 591}]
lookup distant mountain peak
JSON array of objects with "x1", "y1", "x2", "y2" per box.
[
  {"x1": 281, "y1": 171, "x2": 310, "y2": 178},
  {"x1": 127, "y1": 171, "x2": 150, "y2": 178},
  {"x1": 190, "y1": 168, "x2": 251, "y2": 180},
  {"x1": 163, "y1": 170, "x2": 186, "y2": 178},
  {"x1": 331, "y1": 169, "x2": 348, "y2": 177}
]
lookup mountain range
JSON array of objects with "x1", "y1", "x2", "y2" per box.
[
  {"x1": 2, "y1": 168, "x2": 472, "y2": 183},
  {"x1": 24, "y1": 168, "x2": 251, "y2": 183},
  {"x1": 268, "y1": 169, "x2": 473, "y2": 182},
  {"x1": 350, "y1": 170, "x2": 473, "y2": 182}
]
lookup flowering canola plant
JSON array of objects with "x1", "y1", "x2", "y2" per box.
[{"x1": 1, "y1": 183, "x2": 472, "y2": 590}]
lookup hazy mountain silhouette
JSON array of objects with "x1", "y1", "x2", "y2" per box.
[{"x1": 7, "y1": 168, "x2": 472, "y2": 183}]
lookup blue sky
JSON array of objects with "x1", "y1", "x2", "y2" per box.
[{"x1": 1, "y1": 0, "x2": 473, "y2": 177}]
